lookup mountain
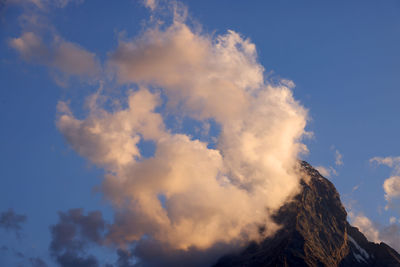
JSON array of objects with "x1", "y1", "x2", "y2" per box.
[{"x1": 214, "y1": 161, "x2": 400, "y2": 267}]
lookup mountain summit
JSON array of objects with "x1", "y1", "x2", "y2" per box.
[{"x1": 214, "y1": 161, "x2": 400, "y2": 267}]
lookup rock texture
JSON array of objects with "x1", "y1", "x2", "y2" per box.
[{"x1": 214, "y1": 161, "x2": 400, "y2": 267}]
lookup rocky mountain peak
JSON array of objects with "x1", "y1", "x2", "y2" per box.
[{"x1": 214, "y1": 161, "x2": 400, "y2": 267}]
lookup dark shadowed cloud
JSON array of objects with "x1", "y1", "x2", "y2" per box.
[
  {"x1": 29, "y1": 257, "x2": 48, "y2": 267},
  {"x1": 115, "y1": 249, "x2": 135, "y2": 267},
  {"x1": 49, "y1": 209, "x2": 105, "y2": 267},
  {"x1": 130, "y1": 238, "x2": 244, "y2": 267},
  {"x1": 54, "y1": 252, "x2": 99, "y2": 267},
  {"x1": 0, "y1": 209, "x2": 27, "y2": 238}
]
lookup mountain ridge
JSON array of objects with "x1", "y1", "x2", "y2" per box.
[{"x1": 214, "y1": 161, "x2": 400, "y2": 267}]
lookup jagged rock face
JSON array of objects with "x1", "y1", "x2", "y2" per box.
[{"x1": 214, "y1": 161, "x2": 400, "y2": 267}]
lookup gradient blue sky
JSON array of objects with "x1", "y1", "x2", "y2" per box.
[{"x1": 1, "y1": 0, "x2": 400, "y2": 266}]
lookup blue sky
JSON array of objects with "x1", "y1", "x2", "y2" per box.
[{"x1": 1, "y1": 0, "x2": 400, "y2": 266}]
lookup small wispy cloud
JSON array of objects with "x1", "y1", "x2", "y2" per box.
[
  {"x1": 370, "y1": 156, "x2": 400, "y2": 170},
  {"x1": 7, "y1": 0, "x2": 100, "y2": 86},
  {"x1": 315, "y1": 165, "x2": 337, "y2": 178},
  {"x1": 6, "y1": 0, "x2": 83, "y2": 10},
  {"x1": 330, "y1": 145, "x2": 344, "y2": 166},
  {"x1": 389, "y1": 217, "x2": 397, "y2": 224},
  {"x1": 335, "y1": 149, "x2": 343, "y2": 166},
  {"x1": 143, "y1": 0, "x2": 157, "y2": 11},
  {"x1": 352, "y1": 184, "x2": 361, "y2": 193},
  {"x1": 9, "y1": 32, "x2": 100, "y2": 79},
  {"x1": 315, "y1": 146, "x2": 343, "y2": 179}
]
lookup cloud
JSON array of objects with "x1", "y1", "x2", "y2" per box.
[
  {"x1": 315, "y1": 166, "x2": 331, "y2": 177},
  {"x1": 6, "y1": 0, "x2": 99, "y2": 86},
  {"x1": 29, "y1": 257, "x2": 48, "y2": 267},
  {"x1": 349, "y1": 212, "x2": 400, "y2": 253},
  {"x1": 370, "y1": 156, "x2": 400, "y2": 209},
  {"x1": 10, "y1": 32, "x2": 100, "y2": 79},
  {"x1": 315, "y1": 165, "x2": 337, "y2": 178},
  {"x1": 108, "y1": 26, "x2": 264, "y2": 123},
  {"x1": 370, "y1": 156, "x2": 400, "y2": 169},
  {"x1": 0, "y1": 209, "x2": 27, "y2": 238},
  {"x1": 379, "y1": 223, "x2": 400, "y2": 252},
  {"x1": 314, "y1": 146, "x2": 342, "y2": 179},
  {"x1": 129, "y1": 238, "x2": 243, "y2": 267},
  {"x1": 383, "y1": 176, "x2": 400, "y2": 202},
  {"x1": 335, "y1": 149, "x2": 343, "y2": 166},
  {"x1": 49, "y1": 209, "x2": 105, "y2": 267},
  {"x1": 57, "y1": 1, "x2": 309, "y2": 265},
  {"x1": 57, "y1": 89, "x2": 164, "y2": 171},
  {"x1": 53, "y1": 253, "x2": 99, "y2": 267},
  {"x1": 15, "y1": 251, "x2": 24, "y2": 259},
  {"x1": 5, "y1": 0, "x2": 310, "y2": 264},
  {"x1": 143, "y1": 0, "x2": 157, "y2": 11},
  {"x1": 352, "y1": 184, "x2": 361, "y2": 193},
  {"x1": 6, "y1": 0, "x2": 83, "y2": 10},
  {"x1": 348, "y1": 212, "x2": 380, "y2": 243}
]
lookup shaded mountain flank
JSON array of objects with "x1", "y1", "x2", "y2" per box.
[{"x1": 214, "y1": 161, "x2": 400, "y2": 267}]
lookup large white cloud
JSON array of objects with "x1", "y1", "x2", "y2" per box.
[
  {"x1": 57, "y1": 2, "x2": 309, "y2": 259},
  {"x1": 108, "y1": 23, "x2": 264, "y2": 123},
  {"x1": 57, "y1": 89, "x2": 164, "y2": 171}
]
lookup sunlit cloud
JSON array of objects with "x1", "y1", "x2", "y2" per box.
[
  {"x1": 370, "y1": 156, "x2": 400, "y2": 210},
  {"x1": 315, "y1": 146, "x2": 342, "y2": 179},
  {"x1": 315, "y1": 165, "x2": 337, "y2": 178},
  {"x1": 383, "y1": 176, "x2": 400, "y2": 202},
  {"x1": 143, "y1": 0, "x2": 157, "y2": 11},
  {"x1": 55, "y1": 1, "x2": 310, "y2": 264},
  {"x1": 10, "y1": 32, "x2": 100, "y2": 78},
  {"x1": 5, "y1": 0, "x2": 312, "y2": 264},
  {"x1": 370, "y1": 156, "x2": 400, "y2": 169},
  {"x1": 7, "y1": 0, "x2": 100, "y2": 86},
  {"x1": 349, "y1": 212, "x2": 400, "y2": 252},
  {"x1": 348, "y1": 212, "x2": 380, "y2": 243}
]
